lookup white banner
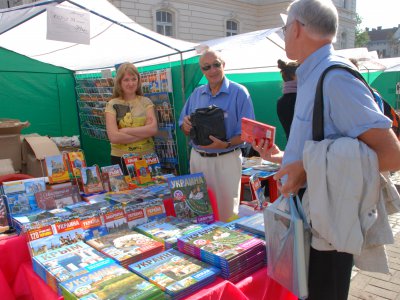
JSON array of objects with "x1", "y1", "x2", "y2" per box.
[{"x1": 47, "y1": 6, "x2": 90, "y2": 45}]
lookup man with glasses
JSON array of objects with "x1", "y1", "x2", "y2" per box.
[
  {"x1": 253, "y1": 0, "x2": 400, "y2": 299},
  {"x1": 179, "y1": 49, "x2": 255, "y2": 222}
]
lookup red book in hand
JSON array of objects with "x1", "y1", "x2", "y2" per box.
[{"x1": 241, "y1": 117, "x2": 276, "y2": 148}]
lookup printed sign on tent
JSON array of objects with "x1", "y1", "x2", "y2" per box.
[{"x1": 47, "y1": 6, "x2": 90, "y2": 45}]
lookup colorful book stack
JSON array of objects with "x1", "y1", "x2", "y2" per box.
[
  {"x1": 129, "y1": 249, "x2": 220, "y2": 300},
  {"x1": 85, "y1": 231, "x2": 164, "y2": 268},
  {"x1": 235, "y1": 213, "x2": 266, "y2": 237},
  {"x1": 177, "y1": 224, "x2": 266, "y2": 283},
  {"x1": 135, "y1": 216, "x2": 207, "y2": 249},
  {"x1": 32, "y1": 241, "x2": 110, "y2": 294},
  {"x1": 60, "y1": 259, "x2": 165, "y2": 300}
]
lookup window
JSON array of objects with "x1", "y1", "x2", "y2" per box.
[
  {"x1": 340, "y1": 32, "x2": 347, "y2": 49},
  {"x1": 226, "y1": 20, "x2": 238, "y2": 36},
  {"x1": 156, "y1": 10, "x2": 173, "y2": 37}
]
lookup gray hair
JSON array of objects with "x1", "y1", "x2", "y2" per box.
[
  {"x1": 199, "y1": 49, "x2": 225, "y2": 64},
  {"x1": 287, "y1": 0, "x2": 338, "y2": 40}
]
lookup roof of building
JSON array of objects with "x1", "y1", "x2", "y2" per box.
[{"x1": 367, "y1": 26, "x2": 400, "y2": 42}]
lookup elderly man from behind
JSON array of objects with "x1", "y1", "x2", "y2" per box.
[
  {"x1": 179, "y1": 49, "x2": 255, "y2": 222},
  {"x1": 252, "y1": 0, "x2": 400, "y2": 299}
]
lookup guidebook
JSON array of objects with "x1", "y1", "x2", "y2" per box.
[
  {"x1": 60, "y1": 259, "x2": 164, "y2": 300},
  {"x1": 78, "y1": 165, "x2": 104, "y2": 195},
  {"x1": 134, "y1": 159, "x2": 153, "y2": 185},
  {"x1": 167, "y1": 173, "x2": 214, "y2": 224},
  {"x1": 34, "y1": 185, "x2": 81, "y2": 210},
  {"x1": 129, "y1": 249, "x2": 220, "y2": 298},
  {"x1": 249, "y1": 173, "x2": 266, "y2": 210},
  {"x1": 44, "y1": 154, "x2": 71, "y2": 184},
  {"x1": 241, "y1": 117, "x2": 276, "y2": 148},
  {"x1": 66, "y1": 151, "x2": 86, "y2": 178},
  {"x1": 101, "y1": 164, "x2": 129, "y2": 192}
]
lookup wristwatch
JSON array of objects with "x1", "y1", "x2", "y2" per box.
[{"x1": 226, "y1": 140, "x2": 232, "y2": 148}]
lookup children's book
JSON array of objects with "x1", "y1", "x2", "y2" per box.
[
  {"x1": 78, "y1": 165, "x2": 104, "y2": 195},
  {"x1": 60, "y1": 259, "x2": 164, "y2": 300},
  {"x1": 44, "y1": 154, "x2": 71, "y2": 184},
  {"x1": 143, "y1": 153, "x2": 163, "y2": 177},
  {"x1": 241, "y1": 117, "x2": 276, "y2": 148},
  {"x1": 249, "y1": 173, "x2": 266, "y2": 210},
  {"x1": 101, "y1": 164, "x2": 129, "y2": 192},
  {"x1": 34, "y1": 185, "x2": 81, "y2": 210},
  {"x1": 66, "y1": 151, "x2": 86, "y2": 177},
  {"x1": 134, "y1": 159, "x2": 153, "y2": 184},
  {"x1": 167, "y1": 173, "x2": 214, "y2": 224},
  {"x1": 129, "y1": 249, "x2": 220, "y2": 298}
]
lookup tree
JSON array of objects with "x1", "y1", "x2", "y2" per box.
[{"x1": 355, "y1": 13, "x2": 370, "y2": 47}]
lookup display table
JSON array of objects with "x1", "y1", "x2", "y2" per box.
[{"x1": 0, "y1": 235, "x2": 296, "y2": 300}]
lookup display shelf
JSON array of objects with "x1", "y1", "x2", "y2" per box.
[{"x1": 74, "y1": 68, "x2": 180, "y2": 174}]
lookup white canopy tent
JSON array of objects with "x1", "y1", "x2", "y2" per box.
[{"x1": 0, "y1": 0, "x2": 197, "y2": 71}]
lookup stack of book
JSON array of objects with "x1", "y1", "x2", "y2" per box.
[
  {"x1": 235, "y1": 213, "x2": 265, "y2": 237},
  {"x1": 129, "y1": 249, "x2": 220, "y2": 299},
  {"x1": 177, "y1": 224, "x2": 266, "y2": 283},
  {"x1": 60, "y1": 259, "x2": 165, "y2": 300},
  {"x1": 220, "y1": 217, "x2": 263, "y2": 239},
  {"x1": 135, "y1": 216, "x2": 207, "y2": 249},
  {"x1": 32, "y1": 241, "x2": 110, "y2": 294},
  {"x1": 85, "y1": 231, "x2": 164, "y2": 268}
]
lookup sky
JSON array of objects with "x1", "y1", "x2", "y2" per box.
[{"x1": 356, "y1": 0, "x2": 400, "y2": 30}]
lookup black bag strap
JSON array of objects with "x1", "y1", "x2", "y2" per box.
[{"x1": 312, "y1": 64, "x2": 375, "y2": 141}]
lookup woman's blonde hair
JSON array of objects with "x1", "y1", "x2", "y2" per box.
[{"x1": 112, "y1": 62, "x2": 143, "y2": 98}]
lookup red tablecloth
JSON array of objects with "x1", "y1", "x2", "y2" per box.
[{"x1": 0, "y1": 235, "x2": 296, "y2": 300}]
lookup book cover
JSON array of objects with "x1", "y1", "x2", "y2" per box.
[
  {"x1": 143, "y1": 153, "x2": 163, "y2": 177},
  {"x1": 129, "y1": 249, "x2": 220, "y2": 296},
  {"x1": 44, "y1": 154, "x2": 71, "y2": 184},
  {"x1": 134, "y1": 159, "x2": 153, "y2": 185},
  {"x1": 124, "y1": 205, "x2": 147, "y2": 229},
  {"x1": 2, "y1": 177, "x2": 46, "y2": 216},
  {"x1": 178, "y1": 225, "x2": 262, "y2": 262},
  {"x1": 85, "y1": 231, "x2": 164, "y2": 265},
  {"x1": 135, "y1": 217, "x2": 206, "y2": 249},
  {"x1": 60, "y1": 260, "x2": 163, "y2": 300},
  {"x1": 101, "y1": 164, "x2": 129, "y2": 192},
  {"x1": 35, "y1": 186, "x2": 81, "y2": 210},
  {"x1": 235, "y1": 213, "x2": 265, "y2": 237},
  {"x1": 249, "y1": 173, "x2": 266, "y2": 210},
  {"x1": 100, "y1": 205, "x2": 129, "y2": 234},
  {"x1": 122, "y1": 153, "x2": 141, "y2": 181},
  {"x1": 66, "y1": 151, "x2": 86, "y2": 177},
  {"x1": 79, "y1": 212, "x2": 109, "y2": 241},
  {"x1": 241, "y1": 117, "x2": 276, "y2": 148},
  {"x1": 142, "y1": 198, "x2": 166, "y2": 222},
  {"x1": 0, "y1": 196, "x2": 8, "y2": 228},
  {"x1": 167, "y1": 173, "x2": 214, "y2": 224},
  {"x1": 79, "y1": 166, "x2": 104, "y2": 195}
]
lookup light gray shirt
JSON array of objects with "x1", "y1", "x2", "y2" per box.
[{"x1": 283, "y1": 44, "x2": 391, "y2": 167}]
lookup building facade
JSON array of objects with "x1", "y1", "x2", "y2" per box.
[
  {"x1": 1, "y1": 0, "x2": 357, "y2": 49},
  {"x1": 366, "y1": 25, "x2": 400, "y2": 58}
]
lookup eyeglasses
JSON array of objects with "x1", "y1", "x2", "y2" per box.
[
  {"x1": 281, "y1": 20, "x2": 305, "y2": 36},
  {"x1": 201, "y1": 62, "x2": 222, "y2": 71}
]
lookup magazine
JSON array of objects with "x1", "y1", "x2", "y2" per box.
[
  {"x1": 167, "y1": 173, "x2": 214, "y2": 224},
  {"x1": 249, "y1": 173, "x2": 266, "y2": 210},
  {"x1": 241, "y1": 117, "x2": 276, "y2": 148},
  {"x1": 44, "y1": 154, "x2": 71, "y2": 184}
]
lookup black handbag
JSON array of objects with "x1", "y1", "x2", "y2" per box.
[{"x1": 190, "y1": 105, "x2": 227, "y2": 146}]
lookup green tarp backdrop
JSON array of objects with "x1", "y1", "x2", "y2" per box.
[{"x1": 1, "y1": 46, "x2": 399, "y2": 175}]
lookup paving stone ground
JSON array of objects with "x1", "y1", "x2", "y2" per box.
[{"x1": 348, "y1": 172, "x2": 400, "y2": 300}]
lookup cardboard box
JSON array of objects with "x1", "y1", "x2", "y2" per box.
[
  {"x1": 22, "y1": 136, "x2": 60, "y2": 177},
  {"x1": 0, "y1": 135, "x2": 22, "y2": 172},
  {"x1": 0, "y1": 119, "x2": 30, "y2": 135}
]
